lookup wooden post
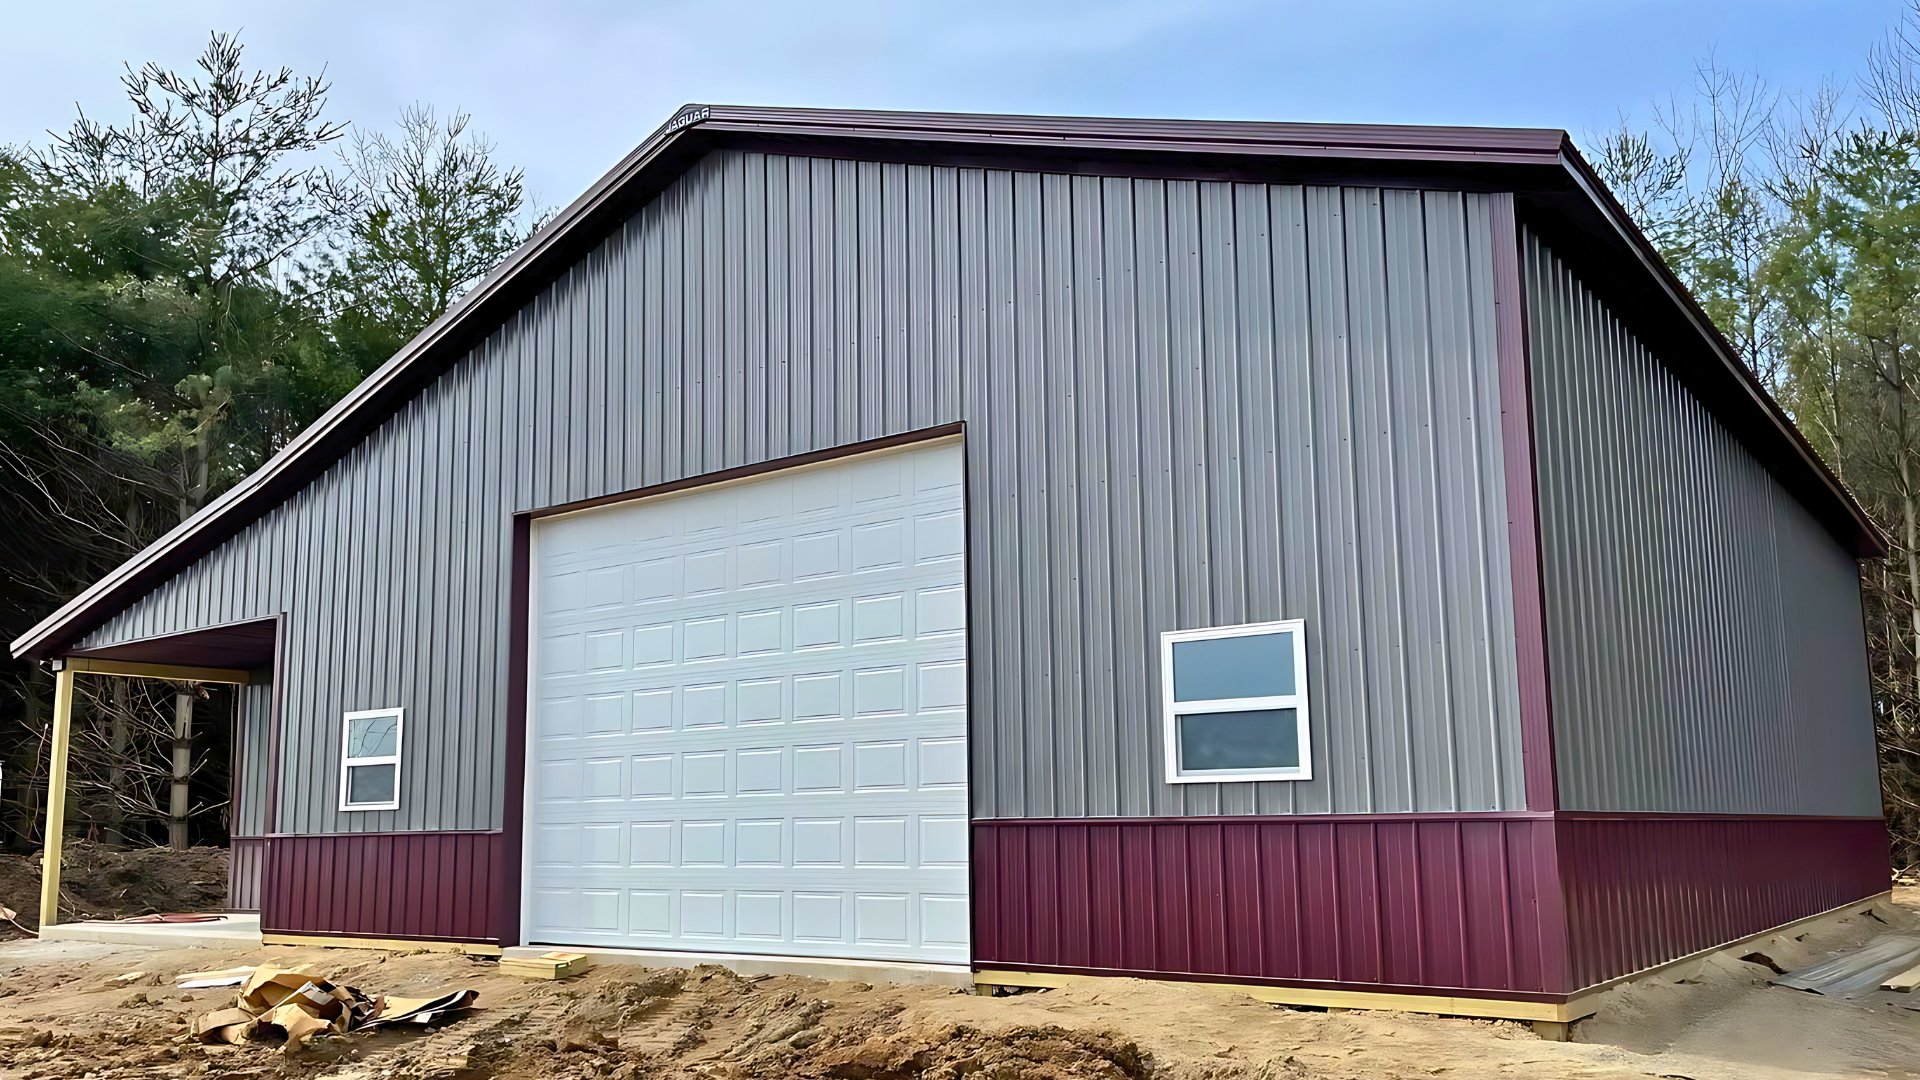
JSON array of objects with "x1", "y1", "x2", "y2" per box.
[
  {"x1": 39, "y1": 667, "x2": 75, "y2": 931},
  {"x1": 1531, "y1": 1020, "x2": 1571, "y2": 1042},
  {"x1": 106, "y1": 679, "x2": 129, "y2": 847},
  {"x1": 169, "y1": 690, "x2": 192, "y2": 850}
]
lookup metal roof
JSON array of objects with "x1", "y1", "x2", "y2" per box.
[{"x1": 8, "y1": 105, "x2": 1883, "y2": 662}]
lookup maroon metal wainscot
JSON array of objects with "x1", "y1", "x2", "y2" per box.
[{"x1": 972, "y1": 813, "x2": 1887, "y2": 1002}]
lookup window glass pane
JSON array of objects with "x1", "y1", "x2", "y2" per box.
[
  {"x1": 347, "y1": 714, "x2": 399, "y2": 759},
  {"x1": 346, "y1": 763, "x2": 397, "y2": 806},
  {"x1": 1177, "y1": 708, "x2": 1299, "y2": 772},
  {"x1": 1171, "y1": 632, "x2": 1293, "y2": 702}
]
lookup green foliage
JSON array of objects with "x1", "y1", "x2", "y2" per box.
[
  {"x1": 0, "y1": 31, "x2": 534, "y2": 848},
  {"x1": 322, "y1": 105, "x2": 537, "y2": 369}
]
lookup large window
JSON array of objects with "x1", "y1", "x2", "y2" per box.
[
  {"x1": 1160, "y1": 620, "x2": 1310, "y2": 783},
  {"x1": 339, "y1": 708, "x2": 403, "y2": 811}
]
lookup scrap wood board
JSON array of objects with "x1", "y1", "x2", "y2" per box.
[{"x1": 498, "y1": 951, "x2": 591, "y2": 979}]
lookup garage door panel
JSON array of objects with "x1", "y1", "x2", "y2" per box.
[
  {"x1": 540, "y1": 584, "x2": 966, "y2": 654},
  {"x1": 540, "y1": 505, "x2": 960, "y2": 605},
  {"x1": 531, "y1": 882, "x2": 970, "y2": 948},
  {"x1": 535, "y1": 720, "x2": 966, "y2": 766},
  {"x1": 535, "y1": 650, "x2": 968, "y2": 707},
  {"x1": 530, "y1": 442, "x2": 968, "y2": 961},
  {"x1": 536, "y1": 666, "x2": 965, "y2": 742},
  {"x1": 534, "y1": 789, "x2": 970, "y2": 819},
  {"x1": 531, "y1": 868, "x2": 972, "y2": 891}
]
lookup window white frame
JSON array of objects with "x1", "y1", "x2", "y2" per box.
[
  {"x1": 1161, "y1": 619, "x2": 1311, "y2": 784},
  {"x1": 339, "y1": 707, "x2": 404, "y2": 811}
]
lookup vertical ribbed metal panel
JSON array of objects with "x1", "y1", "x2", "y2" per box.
[
  {"x1": 1525, "y1": 232, "x2": 1880, "y2": 815},
  {"x1": 974, "y1": 815, "x2": 1563, "y2": 993},
  {"x1": 1557, "y1": 816, "x2": 1888, "y2": 987},
  {"x1": 232, "y1": 681, "x2": 273, "y2": 838},
  {"x1": 77, "y1": 151, "x2": 1529, "y2": 831}
]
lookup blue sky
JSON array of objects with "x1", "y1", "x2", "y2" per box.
[{"x1": 0, "y1": 0, "x2": 1904, "y2": 207}]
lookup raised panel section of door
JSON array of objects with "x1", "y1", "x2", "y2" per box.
[{"x1": 528, "y1": 440, "x2": 968, "y2": 963}]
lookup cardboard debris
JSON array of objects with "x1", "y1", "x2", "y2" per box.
[
  {"x1": 188, "y1": 962, "x2": 475, "y2": 1053},
  {"x1": 177, "y1": 966, "x2": 256, "y2": 989},
  {"x1": 179, "y1": 965, "x2": 256, "y2": 982},
  {"x1": 498, "y1": 951, "x2": 592, "y2": 980},
  {"x1": 190, "y1": 1007, "x2": 258, "y2": 1045},
  {"x1": 363, "y1": 989, "x2": 481, "y2": 1028}
]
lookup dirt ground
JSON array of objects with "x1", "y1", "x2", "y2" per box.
[
  {"x1": 1, "y1": 892, "x2": 1919, "y2": 1079},
  {"x1": 0, "y1": 844, "x2": 229, "y2": 932}
]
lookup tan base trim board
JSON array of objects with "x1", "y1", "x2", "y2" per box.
[
  {"x1": 262, "y1": 932, "x2": 502, "y2": 956},
  {"x1": 972, "y1": 969, "x2": 1592, "y2": 1023}
]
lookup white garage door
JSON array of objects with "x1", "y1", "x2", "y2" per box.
[{"x1": 527, "y1": 440, "x2": 969, "y2": 963}]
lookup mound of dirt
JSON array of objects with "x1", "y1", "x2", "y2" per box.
[
  {"x1": 811, "y1": 1024, "x2": 1153, "y2": 1080},
  {"x1": 0, "y1": 842, "x2": 228, "y2": 930},
  {"x1": 456, "y1": 964, "x2": 1154, "y2": 1080}
]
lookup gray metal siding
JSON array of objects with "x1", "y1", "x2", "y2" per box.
[
  {"x1": 232, "y1": 681, "x2": 273, "y2": 838},
  {"x1": 1526, "y1": 232, "x2": 1881, "y2": 816},
  {"x1": 79, "y1": 151, "x2": 1527, "y2": 829}
]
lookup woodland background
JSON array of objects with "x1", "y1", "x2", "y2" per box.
[{"x1": 8, "y1": 18, "x2": 1920, "y2": 865}]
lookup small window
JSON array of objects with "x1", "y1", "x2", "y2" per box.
[
  {"x1": 340, "y1": 708, "x2": 403, "y2": 811},
  {"x1": 1161, "y1": 620, "x2": 1310, "y2": 783}
]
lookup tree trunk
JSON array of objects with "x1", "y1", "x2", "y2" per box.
[
  {"x1": 106, "y1": 680, "x2": 129, "y2": 847},
  {"x1": 169, "y1": 691, "x2": 192, "y2": 851},
  {"x1": 18, "y1": 670, "x2": 47, "y2": 851},
  {"x1": 178, "y1": 432, "x2": 211, "y2": 525},
  {"x1": 167, "y1": 437, "x2": 212, "y2": 852}
]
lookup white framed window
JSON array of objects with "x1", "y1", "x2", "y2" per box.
[
  {"x1": 339, "y1": 708, "x2": 403, "y2": 811},
  {"x1": 1161, "y1": 620, "x2": 1311, "y2": 784}
]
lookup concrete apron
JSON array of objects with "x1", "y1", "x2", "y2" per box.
[
  {"x1": 39, "y1": 913, "x2": 264, "y2": 950},
  {"x1": 502, "y1": 943, "x2": 973, "y2": 988}
]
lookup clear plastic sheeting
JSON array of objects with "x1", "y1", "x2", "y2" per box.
[{"x1": 1772, "y1": 934, "x2": 1920, "y2": 998}]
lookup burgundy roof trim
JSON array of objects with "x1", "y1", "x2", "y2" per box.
[
  {"x1": 59, "y1": 615, "x2": 277, "y2": 670},
  {"x1": 691, "y1": 104, "x2": 1569, "y2": 164},
  {"x1": 9, "y1": 104, "x2": 1881, "y2": 660}
]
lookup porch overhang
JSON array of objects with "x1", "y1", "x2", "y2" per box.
[{"x1": 37, "y1": 617, "x2": 278, "y2": 932}]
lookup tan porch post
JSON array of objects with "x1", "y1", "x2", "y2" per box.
[{"x1": 39, "y1": 667, "x2": 74, "y2": 930}]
